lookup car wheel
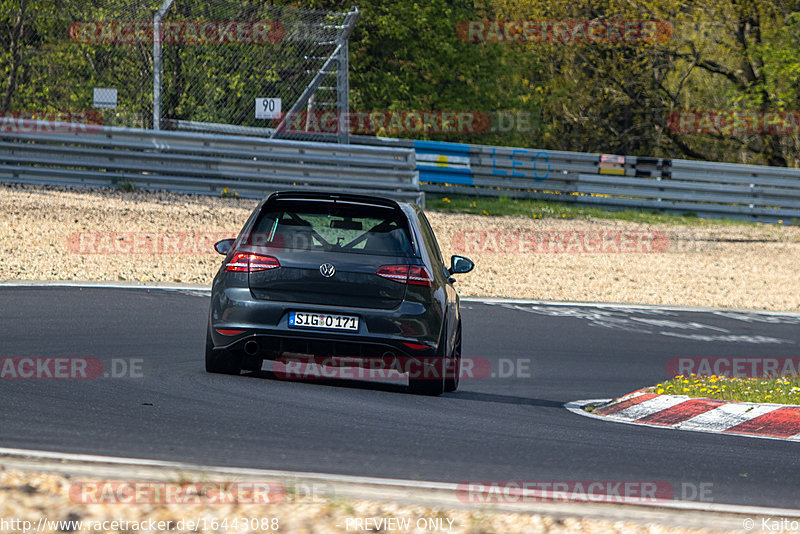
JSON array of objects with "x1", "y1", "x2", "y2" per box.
[
  {"x1": 205, "y1": 328, "x2": 242, "y2": 375},
  {"x1": 444, "y1": 325, "x2": 461, "y2": 393},
  {"x1": 408, "y1": 355, "x2": 445, "y2": 396},
  {"x1": 408, "y1": 327, "x2": 450, "y2": 396}
]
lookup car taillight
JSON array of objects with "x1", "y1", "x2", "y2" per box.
[
  {"x1": 226, "y1": 252, "x2": 280, "y2": 272},
  {"x1": 407, "y1": 266, "x2": 433, "y2": 286},
  {"x1": 376, "y1": 265, "x2": 432, "y2": 286},
  {"x1": 375, "y1": 265, "x2": 408, "y2": 283},
  {"x1": 403, "y1": 342, "x2": 430, "y2": 350},
  {"x1": 216, "y1": 329, "x2": 245, "y2": 335}
]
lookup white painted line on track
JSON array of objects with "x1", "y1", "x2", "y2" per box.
[
  {"x1": 464, "y1": 297, "x2": 800, "y2": 317},
  {"x1": 0, "y1": 446, "x2": 453, "y2": 489},
  {"x1": 3, "y1": 280, "x2": 800, "y2": 316},
  {"x1": 0, "y1": 280, "x2": 210, "y2": 291}
]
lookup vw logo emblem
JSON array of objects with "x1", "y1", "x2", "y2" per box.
[{"x1": 319, "y1": 263, "x2": 336, "y2": 278}]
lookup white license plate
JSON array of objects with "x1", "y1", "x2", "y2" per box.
[{"x1": 289, "y1": 311, "x2": 359, "y2": 331}]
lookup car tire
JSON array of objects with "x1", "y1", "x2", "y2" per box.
[
  {"x1": 408, "y1": 326, "x2": 451, "y2": 396},
  {"x1": 408, "y1": 355, "x2": 445, "y2": 396},
  {"x1": 444, "y1": 325, "x2": 461, "y2": 393},
  {"x1": 205, "y1": 328, "x2": 242, "y2": 375}
]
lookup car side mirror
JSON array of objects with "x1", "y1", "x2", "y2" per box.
[
  {"x1": 214, "y1": 238, "x2": 235, "y2": 255},
  {"x1": 449, "y1": 255, "x2": 474, "y2": 275}
]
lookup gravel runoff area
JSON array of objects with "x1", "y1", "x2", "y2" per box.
[
  {"x1": 0, "y1": 469, "x2": 741, "y2": 533},
  {"x1": 1, "y1": 182, "x2": 799, "y2": 311}
]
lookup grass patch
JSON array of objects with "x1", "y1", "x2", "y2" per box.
[
  {"x1": 427, "y1": 193, "x2": 762, "y2": 227},
  {"x1": 652, "y1": 374, "x2": 800, "y2": 405}
]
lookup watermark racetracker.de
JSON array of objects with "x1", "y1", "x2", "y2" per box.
[
  {"x1": 67, "y1": 232, "x2": 236, "y2": 255},
  {"x1": 269, "y1": 355, "x2": 532, "y2": 382},
  {"x1": 667, "y1": 357, "x2": 800, "y2": 378},
  {"x1": 1, "y1": 111, "x2": 104, "y2": 133},
  {"x1": 668, "y1": 110, "x2": 800, "y2": 135},
  {"x1": 0, "y1": 357, "x2": 143, "y2": 379},
  {"x1": 271, "y1": 110, "x2": 539, "y2": 135},
  {"x1": 68, "y1": 20, "x2": 285, "y2": 44},
  {"x1": 456, "y1": 480, "x2": 712, "y2": 504},
  {"x1": 456, "y1": 19, "x2": 674, "y2": 44},
  {"x1": 451, "y1": 230, "x2": 670, "y2": 254},
  {"x1": 69, "y1": 481, "x2": 286, "y2": 505}
]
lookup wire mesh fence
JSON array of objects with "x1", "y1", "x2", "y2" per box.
[
  {"x1": 1, "y1": 1, "x2": 357, "y2": 141},
  {"x1": 158, "y1": 3, "x2": 357, "y2": 141},
  {"x1": 2, "y1": 0, "x2": 155, "y2": 129}
]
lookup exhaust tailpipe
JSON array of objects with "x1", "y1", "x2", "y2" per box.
[{"x1": 244, "y1": 340, "x2": 260, "y2": 356}]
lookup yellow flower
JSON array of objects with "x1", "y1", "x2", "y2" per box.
[
  {"x1": 656, "y1": 388, "x2": 664, "y2": 394},
  {"x1": 442, "y1": 197, "x2": 451, "y2": 203},
  {"x1": 482, "y1": 210, "x2": 489, "y2": 215}
]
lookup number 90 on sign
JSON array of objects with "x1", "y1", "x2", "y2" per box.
[{"x1": 255, "y1": 98, "x2": 281, "y2": 119}]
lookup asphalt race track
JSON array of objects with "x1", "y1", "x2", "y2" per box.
[{"x1": 2, "y1": 286, "x2": 800, "y2": 510}]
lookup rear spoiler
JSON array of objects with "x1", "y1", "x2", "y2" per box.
[{"x1": 265, "y1": 191, "x2": 402, "y2": 210}]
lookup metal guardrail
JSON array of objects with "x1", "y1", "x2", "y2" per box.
[
  {"x1": 4, "y1": 122, "x2": 800, "y2": 222},
  {"x1": 0, "y1": 120, "x2": 423, "y2": 205},
  {"x1": 414, "y1": 140, "x2": 800, "y2": 223}
]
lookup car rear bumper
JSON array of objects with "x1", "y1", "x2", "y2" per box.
[{"x1": 209, "y1": 287, "x2": 443, "y2": 358}]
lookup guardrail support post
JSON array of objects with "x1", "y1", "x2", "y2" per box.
[
  {"x1": 152, "y1": 0, "x2": 175, "y2": 131},
  {"x1": 336, "y1": 8, "x2": 359, "y2": 144}
]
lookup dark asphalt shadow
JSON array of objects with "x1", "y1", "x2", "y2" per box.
[
  {"x1": 242, "y1": 370, "x2": 564, "y2": 408},
  {"x1": 242, "y1": 370, "x2": 409, "y2": 394},
  {"x1": 444, "y1": 391, "x2": 564, "y2": 408}
]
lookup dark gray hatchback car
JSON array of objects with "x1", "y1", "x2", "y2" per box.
[{"x1": 205, "y1": 191, "x2": 474, "y2": 395}]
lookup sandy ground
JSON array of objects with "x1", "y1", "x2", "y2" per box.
[
  {"x1": 0, "y1": 469, "x2": 738, "y2": 533},
  {"x1": 1, "y1": 182, "x2": 799, "y2": 311}
]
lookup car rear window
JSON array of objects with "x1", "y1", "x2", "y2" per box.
[{"x1": 245, "y1": 200, "x2": 415, "y2": 256}]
